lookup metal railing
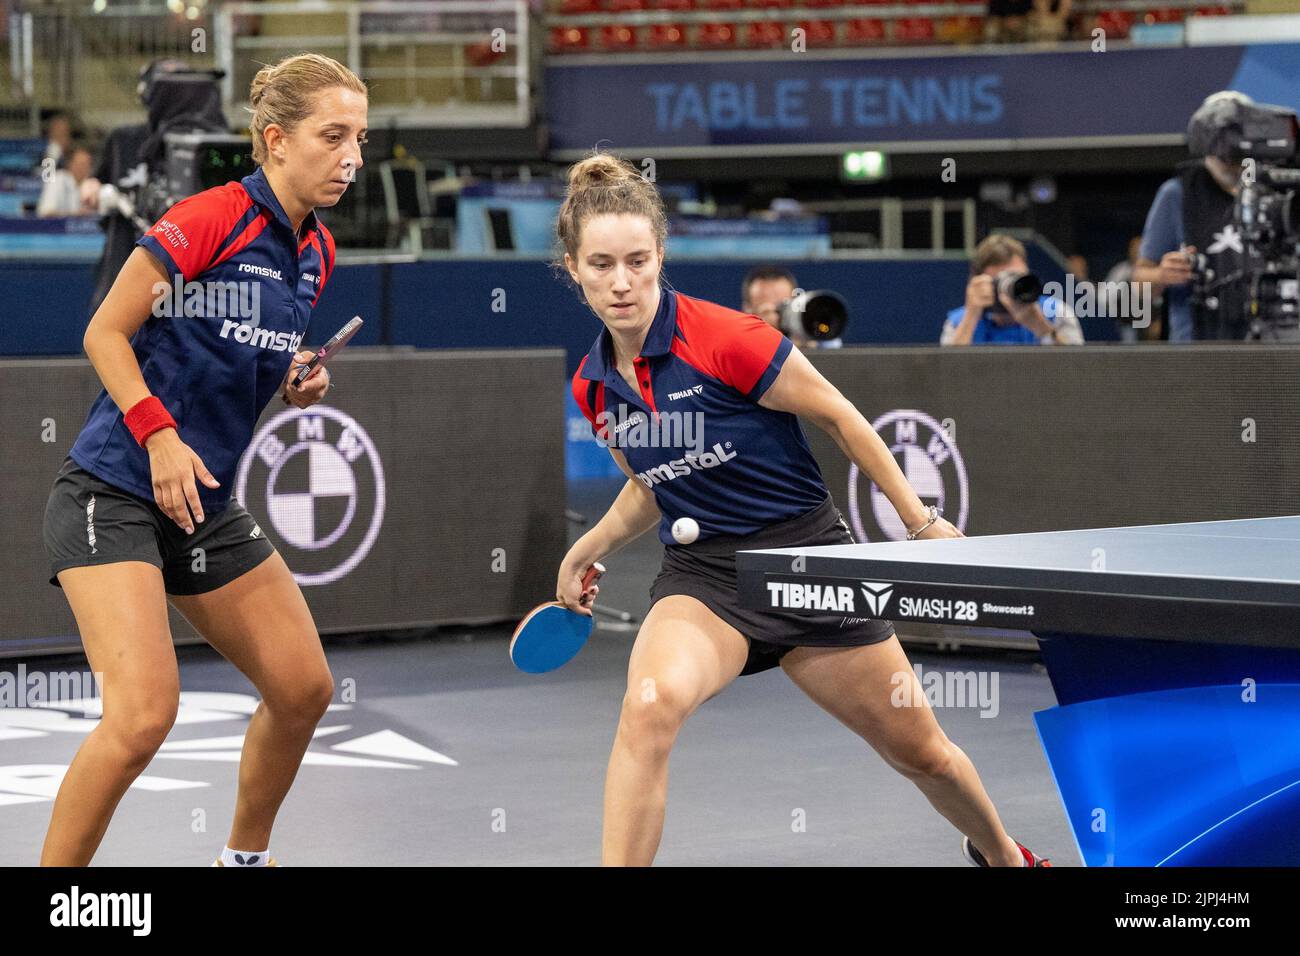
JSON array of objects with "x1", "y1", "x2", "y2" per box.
[
  {"x1": 216, "y1": 1, "x2": 533, "y2": 128},
  {"x1": 799, "y1": 196, "x2": 977, "y2": 254},
  {"x1": 2, "y1": 1, "x2": 534, "y2": 134},
  {"x1": 4, "y1": 2, "x2": 215, "y2": 132}
]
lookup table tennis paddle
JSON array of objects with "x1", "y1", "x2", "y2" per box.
[
  {"x1": 291, "y1": 315, "x2": 364, "y2": 388},
  {"x1": 509, "y1": 563, "x2": 605, "y2": 673}
]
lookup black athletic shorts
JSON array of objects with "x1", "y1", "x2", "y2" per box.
[
  {"x1": 649, "y1": 495, "x2": 896, "y2": 677},
  {"x1": 43, "y1": 456, "x2": 275, "y2": 595}
]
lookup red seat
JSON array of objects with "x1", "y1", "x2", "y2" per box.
[
  {"x1": 466, "y1": 41, "x2": 503, "y2": 67},
  {"x1": 744, "y1": 19, "x2": 786, "y2": 46},
  {"x1": 599, "y1": 23, "x2": 639, "y2": 48},
  {"x1": 804, "y1": 0, "x2": 846, "y2": 6},
  {"x1": 647, "y1": 22, "x2": 689, "y2": 46},
  {"x1": 893, "y1": 17, "x2": 936, "y2": 41},
  {"x1": 844, "y1": 17, "x2": 886, "y2": 42},
  {"x1": 697, "y1": 21, "x2": 738, "y2": 45},
  {"x1": 648, "y1": 0, "x2": 695, "y2": 8},
  {"x1": 1195, "y1": 5, "x2": 1231, "y2": 14},
  {"x1": 604, "y1": 0, "x2": 647, "y2": 10},
  {"x1": 798, "y1": 19, "x2": 838, "y2": 46},
  {"x1": 557, "y1": 0, "x2": 600, "y2": 13},
  {"x1": 548, "y1": 25, "x2": 591, "y2": 51},
  {"x1": 749, "y1": 0, "x2": 795, "y2": 7},
  {"x1": 1095, "y1": 9, "x2": 1136, "y2": 37},
  {"x1": 1144, "y1": 7, "x2": 1185, "y2": 23},
  {"x1": 701, "y1": 0, "x2": 744, "y2": 8}
]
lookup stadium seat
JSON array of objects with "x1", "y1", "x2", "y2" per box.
[
  {"x1": 1194, "y1": 6, "x2": 1231, "y2": 14},
  {"x1": 1095, "y1": 9, "x2": 1136, "y2": 37},
  {"x1": 557, "y1": 0, "x2": 601, "y2": 13},
  {"x1": 465, "y1": 41, "x2": 503, "y2": 68},
  {"x1": 843, "y1": 17, "x2": 887, "y2": 42},
  {"x1": 648, "y1": 0, "x2": 696, "y2": 9},
  {"x1": 797, "y1": 19, "x2": 838, "y2": 46},
  {"x1": 1143, "y1": 8, "x2": 1185, "y2": 23},
  {"x1": 604, "y1": 0, "x2": 648, "y2": 10},
  {"x1": 697, "y1": 21, "x2": 739, "y2": 45},
  {"x1": 804, "y1": 0, "x2": 847, "y2": 7},
  {"x1": 745, "y1": 20, "x2": 787, "y2": 46},
  {"x1": 893, "y1": 17, "x2": 937, "y2": 42},
  {"x1": 548, "y1": 25, "x2": 592, "y2": 51},
  {"x1": 701, "y1": 0, "x2": 745, "y2": 8},
  {"x1": 749, "y1": 0, "x2": 796, "y2": 8},
  {"x1": 599, "y1": 23, "x2": 640, "y2": 49},
  {"x1": 647, "y1": 22, "x2": 690, "y2": 47}
]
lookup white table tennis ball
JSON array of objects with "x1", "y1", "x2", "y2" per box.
[{"x1": 672, "y1": 517, "x2": 700, "y2": 544}]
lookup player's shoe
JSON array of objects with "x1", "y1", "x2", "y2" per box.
[{"x1": 962, "y1": 836, "x2": 1051, "y2": 867}]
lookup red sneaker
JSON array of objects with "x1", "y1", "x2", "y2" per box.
[{"x1": 962, "y1": 836, "x2": 1051, "y2": 867}]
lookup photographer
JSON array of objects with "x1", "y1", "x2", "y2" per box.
[
  {"x1": 37, "y1": 146, "x2": 97, "y2": 217},
  {"x1": 1133, "y1": 91, "x2": 1251, "y2": 342},
  {"x1": 742, "y1": 264, "x2": 843, "y2": 350},
  {"x1": 941, "y1": 235, "x2": 1083, "y2": 346}
]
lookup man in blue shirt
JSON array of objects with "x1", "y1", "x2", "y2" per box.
[
  {"x1": 941, "y1": 234, "x2": 1083, "y2": 346},
  {"x1": 1134, "y1": 91, "x2": 1254, "y2": 343}
]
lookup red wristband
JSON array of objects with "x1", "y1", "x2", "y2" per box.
[{"x1": 124, "y1": 396, "x2": 176, "y2": 448}]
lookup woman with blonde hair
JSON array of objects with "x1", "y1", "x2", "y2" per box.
[
  {"x1": 40, "y1": 53, "x2": 367, "y2": 866},
  {"x1": 558, "y1": 152, "x2": 1050, "y2": 867}
]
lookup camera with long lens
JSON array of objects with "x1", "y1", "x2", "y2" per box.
[
  {"x1": 1233, "y1": 164, "x2": 1300, "y2": 334},
  {"x1": 1187, "y1": 94, "x2": 1300, "y2": 339},
  {"x1": 988, "y1": 269, "x2": 1043, "y2": 315},
  {"x1": 777, "y1": 289, "x2": 849, "y2": 341}
]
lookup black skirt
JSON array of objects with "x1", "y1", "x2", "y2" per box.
[{"x1": 649, "y1": 495, "x2": 896, "y2": 676}]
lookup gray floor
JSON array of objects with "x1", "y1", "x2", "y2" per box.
[{"x1": 0, "y1": 480, "x2": 1074, "y2": 866}]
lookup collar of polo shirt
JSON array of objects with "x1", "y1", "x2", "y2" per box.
[{"x1": 580, "y1": 288, "x2": 683, "y2": 382}]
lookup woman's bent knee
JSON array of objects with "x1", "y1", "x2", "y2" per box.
[
  {"x1": 263, "y1": 670, "x2": 333, "y2": 722},
  {"x1": 103, "y1": 704, "x2": 178, "y2": 764},
  {"x1": 616, "y1": 681, "x2": 691, "y2": 757}
]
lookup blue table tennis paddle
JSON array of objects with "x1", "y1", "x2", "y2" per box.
[{"x1": 510, "y1": 564, "x2": 605, "y2": 673}]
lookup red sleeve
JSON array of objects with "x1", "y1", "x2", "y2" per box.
[
  {"x1": 675, "y1": 298, "x2": 795, "y2": 401},
  {"x1": 318, "y1": 222, "x2": 337, "y2": 293},
  {"x1": 572, "y1": 358, "x2": 600, "y2": 438},
  {"x1": 135, "y1": 184, "x2": 248, "y2": 282},
  {"x1": 311, "y1": 222, "x2": 337, "y2": 307}
]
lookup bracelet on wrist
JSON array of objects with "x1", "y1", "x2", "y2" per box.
[{"x1": 906, "y1": 505, "x2": 941, "y2": 540}]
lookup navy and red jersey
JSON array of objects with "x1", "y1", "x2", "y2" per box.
[
  {"x1": 69, "y1": 166, "x2": 335, "y2": 514},
  {"x1": 572, "y1": 289, "x2": 829, "y2": 544}
]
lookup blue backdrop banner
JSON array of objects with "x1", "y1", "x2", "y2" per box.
[{"x1": 546, "y1": 44, "x2": 1294, "y2": 153}]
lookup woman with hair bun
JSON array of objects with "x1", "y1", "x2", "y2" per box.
[
  {"x1": 558, "y1": 152, "x2": 1050, "y2": 868},
  {"x1": 40, "y1": 53, "x2": 367, "y2": 866}
]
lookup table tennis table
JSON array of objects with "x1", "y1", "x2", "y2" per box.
[{"x1": 736, "y1": 515, "x2": 1300, "y2": 867}]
